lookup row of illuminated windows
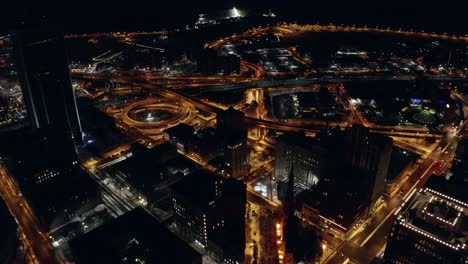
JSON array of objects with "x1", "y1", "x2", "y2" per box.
[
  {"x1": 35, "y1": 170, "x2": 60, "y2": 184},
  {"x1": 414, "y1": 243, "x2": 439, "y2": 258},
  {"x1": 417, "y1": 239, "x2": 437, "y2": 250}
]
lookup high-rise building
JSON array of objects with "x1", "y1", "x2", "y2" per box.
[
  {"x1": 114, "y1": 142, "x2": 199, "y2": 203},
  {"x1": 209, "y1": 177, "x2": 246, "y2": 263},
  {"x1": 164, "y1": 123, "x2": 197, "y2": 154},
  {"x1": 2, "y1": 128, "x2": 99, "y2": 231},
  {"x1": 224, "y1": 138, "x2": 249, "y2": 179},
  {"x1": 345, "y1": 124, "x2": 393, "y2": 207},
  {"x1": 172, "y1": 170, "x2": 246, "y2": 263},
  {"x1": 281, "y1": 163, "x2": 325, "y2": 263},
  {"x1": 12, "y1": 25, "x2": 82, "y2": 144},
  {"x1": 5, "y1": 26, "x2": 98, "y2": 230},
  {"x1": 217, "y1": 107, "x2": 249, "y2": 179},
  {"x1": 274, "y1": 132, "x2": 330, "y2": 191},
  {"x1": 217, "y1": 106, "x2": 247, "y2": 141},
  {"x1": 295, "y1": 151, "x2": 370, "y2": 241},
  {"x1": 282, "y1": 126, "x2": 391, "y2": 240},
  {"x1": 383, "y1": 187, "x2": 467, "y2": 264}
]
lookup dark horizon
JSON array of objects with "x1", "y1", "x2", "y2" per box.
[{"x1": 2, "y1": 1, "x2": 468, "y2": 34}]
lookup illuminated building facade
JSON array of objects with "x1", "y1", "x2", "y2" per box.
[
  {"x1": 224, "y1": 138, "x2": 249, "y2": 179},
  {"x1": 383, "y1": 188, "x2": 467, "y2": 264},
  {"x1": 274, "y1": 132, "x2": 328, "y2": 190}
]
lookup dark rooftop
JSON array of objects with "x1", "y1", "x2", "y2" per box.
[
  {"x1": 113, "y1": 142, "x2": 193, "y2": 198},
  {"x1": 131, "y1": 142, "x2": 179, "y2": 164},
  {"x1": 297, "y1": 175, "x2": 369, "y2": 230},
  {"x1": 165, "y1": 123, "x2": 196, "y2": 141},
  {"x1": 70, "y1": 207, "x2": 202, "y2": 264},
  {"x1": 296, "y1": 155, "x2": 372, "y2": 228},
  {"x1": 172, "y1": 170, "x2": 222, "y2": 209}
]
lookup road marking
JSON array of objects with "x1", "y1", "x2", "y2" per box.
[
  {"x1": 342, "y1": 258, "x2": 350, "y2": 264},
  {"x1": 359, "y1": 208, "x2": 396, "y2": 247}
]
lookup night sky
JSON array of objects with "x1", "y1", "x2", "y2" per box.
[{"x1": 1, "y1": 1, "x2": 467, "y2": 34}]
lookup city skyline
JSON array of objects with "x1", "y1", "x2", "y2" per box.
[{"x1": 0, "y1": 3, "x2": 467, "y2": 264}]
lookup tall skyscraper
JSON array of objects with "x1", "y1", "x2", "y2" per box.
[
  {"x1": 345, "y1": 124, "x2": 393, "y2": 207},
  {"x1": 6, "y1": 26, "x2": 98, "y2": 230},
  {"x1": 282, "y1": 163, "x2": 324, "y2": 264},
  {"x1": 217, "y1": 106, "x2": 247, "y2": 141},
  {"x1": 217, "y1": 107, "x2": 249, "y2": 179},
  {"x1": 12, "y1": 25, "x2": 82, "y2": 145},
  {"x1": 224, "y1": 138, "x2": 249, "y2": 179},
  {"x1": 172, "y1": 170, "x2": 246, "y2": 263},
  {"x1": 383, "y1": 187, "x2": 467, "y2": 264}
]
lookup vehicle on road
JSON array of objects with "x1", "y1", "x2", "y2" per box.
[{"x1": 433, "y1": 161, "x2": 445, "y2": 170}]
